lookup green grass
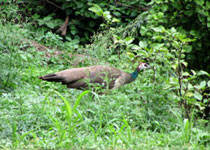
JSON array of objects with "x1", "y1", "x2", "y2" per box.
[{"x1": 0, "y1": 23, "x2": 210, "y2": 150}]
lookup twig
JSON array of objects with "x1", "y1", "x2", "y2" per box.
[
  {"x1": 177, "y1": 43, "x2": 190, "y2": 118},
  {"x1": 178, "y1": 47, "x2": 182, "y2": 97},
  {"x1": 45, "y1": 0, "x2": 64, "y2": 11}
]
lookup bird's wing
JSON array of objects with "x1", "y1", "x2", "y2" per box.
[
  {"x1": 55, "y1": 68, "x2": 87, "y2": 83},
  {"x1": 87, "y1": 66, "x2": 124, "y2": 89},
  {"x1": 112, "y1": 72, "x2": 132, "y2": 89}
]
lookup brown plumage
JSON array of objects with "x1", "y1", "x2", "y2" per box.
[{"x1": 39, "y1": 63, "x2": 150, "y2": 90}]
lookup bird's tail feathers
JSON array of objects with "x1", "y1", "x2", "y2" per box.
[{"x1": 39, "y1": 74, "x2": 63, "y2": 82}]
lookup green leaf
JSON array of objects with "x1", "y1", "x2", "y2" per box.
[
  {"x1": 140, "y1": 26, "x2": 148, "y2": 36},
  {"x1": 184, "y1": 10, "x2": 193, "y2": 16},
  {"x1": 161, "y1": 4, "x2": 168, "y2": 12},
  {"x1": 127, "y1": 52, "x2": 135, "y2": 59},
  {"x1": 172, "y1": 1, "x2": 183, "y2": 9},
  {"x1": 71, "y1": 29, "x2": 77, "y2": 35},
  {"x1": 196, "y1": 7, "x2": 208, "y2": 16},
  {"x1": 53, "y1": 90, "x2": 72, "y2": 121},
  {"x1": 207, "y1": 23, "x2": 210, "y2": 28},
  {"x1": 32, "y1": 14, "x2": 40, "y2": 20},
  {"x1": 152, "y1": 35, "x2": 165, "y2": 41},
  {"x1": 152, "y1": 26, "x2": 165, "y2": 32},
  {"x1": 152, "y1": 43, "x2": 164, "y2": 50},
  {"x1": 183, "y1": 45, "x2": 192, "y2": 53},
  {"x1": 203, "y1": 99, "x2": 208, "y2": 104},
  {"x1": 207, "y1": 16, "x2": 210, "y2": 22},
  {"x1": 72, "y1": 90, "x2": 90, "y2": 113},
  {"x1": 195, "y1": 0, "x2": 204, "y2": 6},
  {"x1": 194, "y1": 91, "x2": 203, "y2": 101},
  {"x1": 20, "y1": 54, "x2": 27, "y2": 61},
  {"x1": 131, "y1": 45, "x2": 140, "y2": 50},
  {"x1": 190, "y1": 30, "x2": 199, "y2": 36},
  {"x1": 113, "y1": 11, "x2": 121, "y2": 17},
  {"x1": 183, "y1": 118, "x2": 190, "y2": 142},
  {"x1": 46, "y1": 22, "x2": 56, "y2": 29},
  {"x1": 197, "y1": 70, "x2": 210, "y2": 77},
  {"x1": 191, "y1": 70, "x2": 196, "y2": 76},
  {"x1": 88, "y1": 4, "x2": 103, "y2": 16},
  {"x1": 208, "y1": 80, "x2": 210, "y2": 87},
  {"x1": 43, "y1": 16, "x2": 52, "y2": 22},
  {"x1": 186, "y1": 92, "x2": 194, "y2": 97},
  {"x1": 207, "y1": 1, "x2": 210, "y2": 8},
  {"x1": 103, "y1": 11, "x2": 112, "y2": 21},
  {"x1": 137, "y1": 50, "x2": 148, "y2": 57},
  {"x1": 171, "y1": 27, "x2": 176, "y2": 33},
  {"x1": 139, "y1": 41, "x2": 148, "y2": 48},
  {"x1": 199, "y1": 81, "x2": 206, "y2": 89},
  {"x1": 188, "y1": 83, "x2": 193, "y2": 90},
  {"x1": 112, "y1": 18, "x2": 120, "y2": 23},
  {"x1": 76, "y1": 2, "x2": 84, "y2": 8},
  {"x1": 183, "y1": 72, "x2": 190, "y2": 76},
  {"x1": 125, "y1": 37, "x2": 134, "y2": 45}
]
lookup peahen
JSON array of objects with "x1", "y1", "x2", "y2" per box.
[{"x1": 39, "y1": 63, "x2": 150, "y2": 90}]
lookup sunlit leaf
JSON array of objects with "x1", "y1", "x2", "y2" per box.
[
  {"x1": 88, "y1": 4, "x2": 103, "y2": 16},
  {"x1": 208, "y1": 80, "x2": 210, "y2": 87},
  {"x1": 127, "y1": 52, "x2": 135, "y2": 59},
  {"x1": 186, "y1": 92, "x2": 193, "y2": 97},
  {"x1": 125, "y1": 37, "x2": 134, "y2": 45},
  {"x1": 131, "y1": 45, "x2": 140, "y2": 50},
  {"x1": 195, "y1": 0, "x2": 204, "y2": 6},
  {"x1": 103, "y1": 11, "x2": 112, "y2": 21},
  {"x1": 152, "y1": 26, "x2": 165, "y2": 32},
  {"x1": 139, "y1": 41, "x2": 147, "y2": 48},
  {"x1": 112, "y1": 18, "x2": 120, "y2": 23},
  {"x1": 197, "y1": 70, "x2": 210, "y2": 77},
  {"x1": 137, "y1": 50, "x2": 148, "y2": 57},
  {"x1": 199, "y1": 81, "x2": 206, "y2": 89},
  {"x1": 194, "y1": 91, "x2": 203, "y2": 101}
]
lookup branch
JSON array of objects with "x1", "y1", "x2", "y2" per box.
[
  {"x1": 45, "y1": 0, "x2": 64, "y2": 11},
  {"x1": 56, "y1": 16, "x2": 69, "y2": 36}
]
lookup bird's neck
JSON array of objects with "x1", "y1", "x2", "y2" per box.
[{"x1": 130, "y1": 70, "x2": 139, "y2": 80}]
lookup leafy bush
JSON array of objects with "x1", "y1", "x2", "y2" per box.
[{"x1": 0, "y1": 0, "x2": 147, "y2": 44}]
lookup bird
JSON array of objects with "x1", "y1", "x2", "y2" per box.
[{"x1": 39, "y1": 62, "x2": 150, "y2": 90}]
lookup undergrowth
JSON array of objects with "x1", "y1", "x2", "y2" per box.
[{"x1": 0, "y1": 23, "x2": 210, "y2": 150}]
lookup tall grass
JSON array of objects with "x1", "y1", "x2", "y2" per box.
[{"x1": 53, "y1": 90, "x2": 90, "y2": 136}]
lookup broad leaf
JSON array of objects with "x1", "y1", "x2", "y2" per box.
[
  {"x1": 195, "y1": 0, "x2": 204, "y2": 6},
  {"x1": 183, "y1": 45, "x2": 192, "y2": 53},
  {"x1": 194, "y1": 91, "x2": 203, "y2": 101},
  {"x1": 139, "y1": 41, "x2": 148, "y2": 48}
]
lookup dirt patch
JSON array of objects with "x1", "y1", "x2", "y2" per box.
[{"x1": 28, "y1": 40, "x2": 105, "y2": 66}]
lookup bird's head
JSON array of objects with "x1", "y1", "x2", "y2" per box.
[{"x1": 136, "y1": 62, "x2": 150, "y2": 72}]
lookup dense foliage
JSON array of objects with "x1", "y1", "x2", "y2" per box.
[
  {"x1": 0, "y1": 0, "x2": 147, "y2": 44},
  {"x1": 0, "y1": 0, "x2": 210, "y2": 149}
]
